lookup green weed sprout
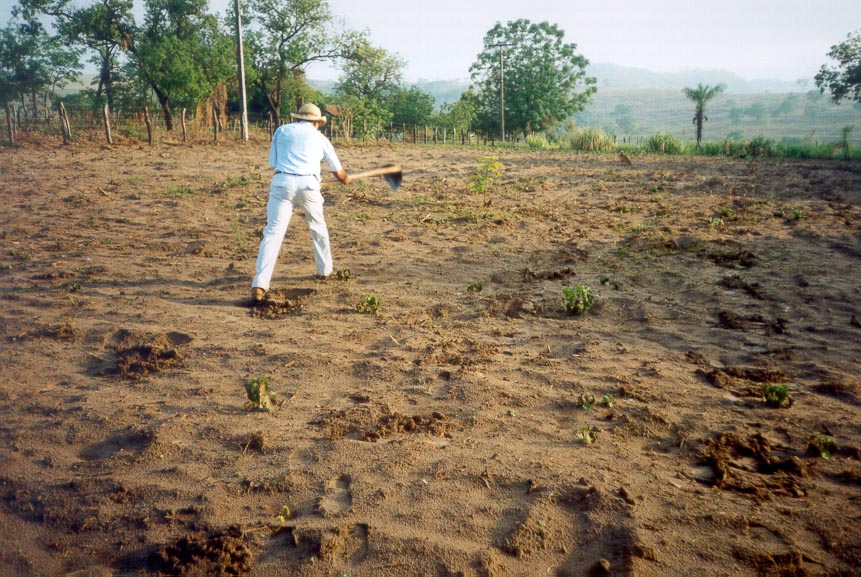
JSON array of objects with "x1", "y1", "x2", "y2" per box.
[
  {"x1": 563, "y1": 285, "x2": 595, "y2": 315},
  {"x1": 763, "y1": 383, "x2": 792, "y2": 407},
  {"x1": 244, "y1": 376, "x2": 277, "y2": 411},
  {"x1": 468, "y1": 156, "x2": 503, "y2": 196},
  {"x1": 577, "y1": 393, "x2": 596, "y2": 411},
  {"x1": 578, "y1": 426, "x2": 597, "y2": 445},
  {"x1": 807, "y1": 433, "x2": 837, "y2": 460},
  {"x1": 357, "y1": 295, "x2": 381, "y2": 315}
]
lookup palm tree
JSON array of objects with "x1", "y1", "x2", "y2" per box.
[{"x1": 683, "y1": 83, "x2": 725, "y2": 147}]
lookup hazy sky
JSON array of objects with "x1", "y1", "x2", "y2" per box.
[{"x1": 2, "y1": 0, "x2": 857, "y2": 83}]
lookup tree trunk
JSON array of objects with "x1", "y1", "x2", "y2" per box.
[
  {"x1": 151, "y1": 85, "x2": 174, "y2": 131},
  {"x1": 181, "y1": 108, "x2": 187, "y2": 142},
  {"x1": 292, "y1": 68, "x2": 306, "y2": 112}
]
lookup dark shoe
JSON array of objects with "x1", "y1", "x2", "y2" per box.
[
  {"x1": 251, "y1": 287, "x2": 265, "y2": 302},
  {"x1": 314, "y1": 274, "x2": 330, "y2": 281}
]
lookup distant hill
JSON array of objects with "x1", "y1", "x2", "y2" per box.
[
  {"x1": 310, "y1": 62, "x2": 806, "y2": 109},
  {"x1": 587, "y1": 63, "x2": 803, "y2": 94}
]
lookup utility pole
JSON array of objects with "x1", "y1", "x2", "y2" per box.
[
  {"x1": 499, "y1": 46, "x2": 505, "y2": 143},
  {"x1": 489, "y1": 43, "x2": 509, "y2": 143},
  {"x1": 234, "y1": 0, "x2": 249, "y2": 141}
]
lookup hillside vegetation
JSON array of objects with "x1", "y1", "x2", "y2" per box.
[{"x1": 577, "y1": 89, "x2": 860, "y2": 146}]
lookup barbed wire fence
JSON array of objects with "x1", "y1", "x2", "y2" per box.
[{"x1": 0, "y1": 103, "x2": 496, "y2": 148}]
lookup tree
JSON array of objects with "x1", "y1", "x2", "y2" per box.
[
  {"x1": 244, "y1": 0, "x2": 363, "y2": 125},
  {"x1": 21, "y1": 0, "x2": 135, "y2": 110},
  {"x1": 815, "y1": 30, "x2": 861, "y2": 104},
  {"x1": 390, "y1": 85, "x2": 435, "y2": 127},
  {"x1": 438, "y1": 89, "x2": 478, "y2": 135},
  {"x1": 682, "y1": 83, "x2": 725, "y2": 147},
  {"x1": 469, "y1": 19, "x2": 596, "y2": 138},
  {"x1": 335, "y1": 40, "x2": 404, "y2": 134},
  {"x1": 128, "y1": 0, "x2": 234, "y2": 130},
  {"x1": 336, "y1": 40, "x2": 404, "y2": 105},
  {"x1": 0, "y1": 10, "x2": 82, "y2": 119}
]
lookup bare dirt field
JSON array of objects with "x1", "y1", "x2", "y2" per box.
[{"x1": 1, "y1": 136, "x2": 860, "y2": 577}]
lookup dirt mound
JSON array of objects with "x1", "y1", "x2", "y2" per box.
[{"x1": 148, "y1": 525, "x2": 254, "y2": 576}]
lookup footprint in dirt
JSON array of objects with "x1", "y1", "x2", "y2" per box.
[{"x1": 318, "y1": 474, "x2": 353, "y2": 517}]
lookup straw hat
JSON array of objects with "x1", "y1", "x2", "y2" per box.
[{"x1": 291, "y1": 103, "x2": 327, "y2": 124}]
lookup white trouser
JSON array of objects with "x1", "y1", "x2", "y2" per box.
[{"x1": 252, "y1": 174, "x2": 333, "y2": 290}]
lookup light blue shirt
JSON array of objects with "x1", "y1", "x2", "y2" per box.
[{"x1": 269, "y1": 121, "x2": 343, "y2": 179}]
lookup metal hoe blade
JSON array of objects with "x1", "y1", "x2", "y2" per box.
[{"x1": 383, "y1": 171, "x2": 402, "y2": 192}]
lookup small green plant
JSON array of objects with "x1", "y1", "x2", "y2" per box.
[
  {"x1": 244, "y1": 376, "x2": 277, "y2": 411},
  {"x1": 335, "y1": 268, "x2": 352, "y2": 281},
  {"x1": 807, "y1": 433, "x2": 837, "y2": 459},
  {"x1": 578, "y1": 426, "x2": 597, "y2": 445},
  {"x1": 467, "y1": 281, "x2": 484, "y2": 293},
  {"x1": 273, "y1": 504, "x2": 292, "y2": 524},
  {"x1": 356, "y1": 295, "x2": 381, "y2": 315},
  {"x1": 468, "y1": 156, "x2": 503, "y2": 196},
  {"x1": 719, "y1": 207, "x2": 735, "y2": 218},
  {"x1": 601, "y1": 394, "x2": 617, "y2": 408},
  {"x1": 563, "y1": 284, "x2": 595, "y2": 316},
  {"x1": 792, "y1": 208, "x2": 806, "y2": 220},
  {"x1": 708, "y1": 216, "x2": 724, "y2": 228},
  {"x1": 763, "y1": 383, "x2": 792, "y2": 407},
  {"x1": 163, "y1": 184, "x2": 195, "y2": 197},
  {"x1": 577, "y1": 393, "x2": 596, "y2": 411}
]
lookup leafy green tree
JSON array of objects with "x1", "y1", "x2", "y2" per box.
[
  {"x1": 438, "y1": 89, "x2": 478, "y2": 134},
  {"x1": 771, "y1": 93, "x2": 798, "y2": 118},
  {"x1": 815, "y1": 30, "x2": 861, "y2": 104},
  {"x1": 469, "y1": 19, "x2": 596, "y2": 138},
  {"x1": 390, "y1": 85, "x2": 435, "y2": 127},
  {"x1": 20, "y1": 0, "x2": 134, "y2": 110},
  {"x1": 0, "y1": 11, "x2": 82, "y2": 118},
  {"x1": 334, "y1": 40, "x2": 404, "y2": 134},
  {"x1": 682, "y1": 82, "x2": 725, "y2": 146},
  {"x1": 745, "y1": 101, "x2": 767, "y2": 123},
  {"x1": 128, "y1": 0, "x2": 233, "y2": 130},
  {"x1": 244, "y1": 0, "x2": 363, "y2": 124},
  {"x1": 336, "y1": 40, "x2": 404, "y2": 105},
  {"x1": 330, "y1": 92, "x2": 388, "y2": 140}
]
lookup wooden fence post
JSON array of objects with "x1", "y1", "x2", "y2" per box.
[
  {"x1": 212, "y1": 106, "x2": 218, "y2": 143},
  {"x1": 5, "y1": 100, "x2": 16, "y2": 146},
  {"x1": 181, "y1": 108, "x2": 187, "y2": 142},
  {"x1": 143, "y1": 106, "x2": 153, "y2": 145},
  {"x1": 58, "y1": 102, "x2": 71, "y2": 144},
  {"x1": 102, "y1": 104, "x2": 113, "y2": 145}
]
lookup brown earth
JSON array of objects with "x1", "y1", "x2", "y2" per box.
[{"x1": 1, "y1": 135, "x2": 860, "y2": 577}]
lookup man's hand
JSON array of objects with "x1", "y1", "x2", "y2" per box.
[{"x1": 334, "y1": 169, "x2": 351, "y2": 185}]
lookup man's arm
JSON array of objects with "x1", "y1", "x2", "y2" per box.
[{"x1": 333, "y1": 168, "x2": 351, "y2": 185}]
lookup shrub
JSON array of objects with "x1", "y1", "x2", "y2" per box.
[
  {"x1": 746, "y1": 135, "x2": 776, "y2": 158},
  {"x1": 525, "y1": 134, "x2": 552, "y2": 151},
  {"x1": 569, "y1": 128, "x2": 616, "y2": 152},
  {"x1": 563, "y1": 284, "x2": 595, "y2": 315},
  {"x1": 644, "y1": 131, "x2": 684, "y2": 154}
]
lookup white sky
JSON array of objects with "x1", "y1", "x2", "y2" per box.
[{"x1": 2, "y1": 0, "x2": 858, "y2": 82}]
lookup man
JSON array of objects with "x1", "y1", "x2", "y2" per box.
[{"x1": 251, "y1": 103, "x2": 350, "y2": 303}]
